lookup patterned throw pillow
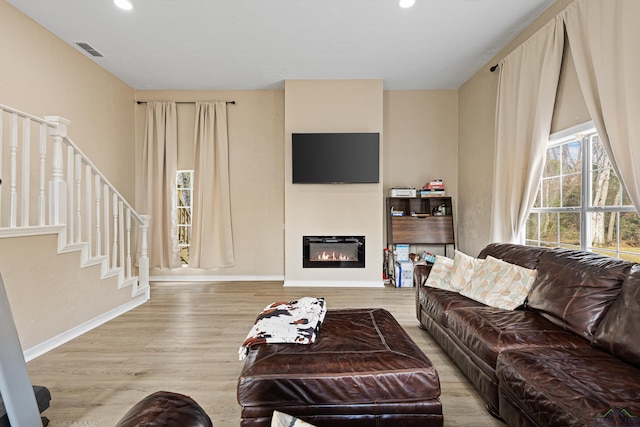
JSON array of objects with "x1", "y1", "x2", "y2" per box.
[
  {"x1": 424, "y1": 255, "x2": 455, "y2": 291},
  {"x1": 460, "y1": 255, "x2": 537, "y2": 310},
  {"x1": 449, "y1": 250, "x2": 485, "y2": 291},
  {"x1": 271, "y1": 411, "x2": 317, "y2": 427}
]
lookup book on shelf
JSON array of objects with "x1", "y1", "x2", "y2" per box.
[{"x1": 420, "y1": 190, "x2": 446, "y2": 197}]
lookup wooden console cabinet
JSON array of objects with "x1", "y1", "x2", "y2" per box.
[{"x1": 386, "y1": 196, "x2": 455, "y2": 255}]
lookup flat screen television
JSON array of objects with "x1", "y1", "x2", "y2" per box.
[{"x1": 292, "y1": 132, "x2": 380, "y2": 184}]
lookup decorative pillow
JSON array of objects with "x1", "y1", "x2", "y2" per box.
[
  {"x1": 460, "y1": 255, "x2": 537, "y2": 310},
  {"x1": 449, "y1": 250, "x2": 485, "y2": 291},
  {"x1": 424, "y1": 255, "x2": 455, "y2": 290},
  {"x1": 271, "y1": 411, "x2": 317, "y2": 427}
]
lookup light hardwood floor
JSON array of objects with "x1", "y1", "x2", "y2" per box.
[{"x1": 26, "y1": 282, "x2": 505, "y2": 427}]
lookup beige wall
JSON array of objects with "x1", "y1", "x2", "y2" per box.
[
  {"x1": 0, "y1": 1, "x2": 140, "y2": 353},
  {"x1": 0, "y1": 234, "x2": 133, "y2": 352},
  {"x1": 383, "y1": 90, "x2": 458, "y2": 255},
  {"x1": 134, "y1": 90, "x2": 285, "y2": 278},
  {"x1": 457, "y1": 0, "x2": 586, "y2": 256},
  {"x1": 284, "y1": 80, "x2": 384, "y2": 286},
  {"x1": 0, "y1": 0, "x2": 136, "y2": 200}
]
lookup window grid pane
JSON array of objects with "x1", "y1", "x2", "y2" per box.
[
  {"x1": 561, "y1": 173, "x2": 581, "y2": 207},
  {"x1": 541, "y1": 177, "x2": 561, "y2": 208}
]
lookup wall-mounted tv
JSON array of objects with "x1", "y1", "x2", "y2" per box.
[{"x1": 292, "y1": 132, "x2": 380, "y2": 184}]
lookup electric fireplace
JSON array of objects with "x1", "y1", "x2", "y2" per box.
[{"x1": 303, "y1": 236, "x2": 365, "y2": 268}]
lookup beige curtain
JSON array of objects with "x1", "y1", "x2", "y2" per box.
[
  {"x1": 490, "y1": 16, "x2": 565, "y2": 243},
  {"x1": 564, "y1": 0, "x2": 640, "y2": 212},
  {"x1": 189, "y1": 102, "x2": 235, "y2": 268},
  {"x1": 141, "y1": 102, "x2": 181, "y2": 269}
]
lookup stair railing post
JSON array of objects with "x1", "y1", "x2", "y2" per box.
[
  {"x1": 44, "y1": 116, "x2": 70, "y2": 227},
  {"x1": 138, "y1": 215, "x2": 151, "y2": 289}
]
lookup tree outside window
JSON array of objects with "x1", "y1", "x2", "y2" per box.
[
  {"x1": 177, "y1": 170, "x2": 193, "y2": 265},
  {"x1": 525, "y1": 123, "x2": 640, "y2": 262}
]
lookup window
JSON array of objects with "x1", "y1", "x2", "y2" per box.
[
  {"x1": 177, "y1": 170, "x2": 193, "y2": 265},
  {"x1": 525, "y1": 122, "x2": 640, "y2": 262}
]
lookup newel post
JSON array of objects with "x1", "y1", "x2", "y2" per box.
[
  {"x1": 44, "y1": 116, "x2": 70, "y2": 226},
  {"x1": 138, "y1": 215, "x2": 151, "y2": 289}
]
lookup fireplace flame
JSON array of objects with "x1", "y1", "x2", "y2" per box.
[{"x1": 316, "y1": 251, "x2": 352, "y2": 261}]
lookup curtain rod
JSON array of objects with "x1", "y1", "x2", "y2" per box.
[
  {"x1": 490, "y1": 64, "x2": 499, "y2": 72},
  {"x1": 136, "y1": 100, "x2": 236, "y2": 105}
]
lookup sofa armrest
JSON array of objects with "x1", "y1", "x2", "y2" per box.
[
  {"x1": 414, "y1": 263, "x2": 433, "y2": 324},
  {"x1": 414, "y1": 263, "x2": 433, "y2": 288}
]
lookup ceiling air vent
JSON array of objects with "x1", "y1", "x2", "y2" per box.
[{"x1": 76, "y1": 42, "x2": 103, "y2": 57}]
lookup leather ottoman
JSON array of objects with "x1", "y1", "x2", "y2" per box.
[{"x1": 237, "y1": 308, "x2": 443, "y2": 427}]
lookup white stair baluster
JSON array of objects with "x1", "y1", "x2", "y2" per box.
[
  {"x1": 112, "y1": 193, "x2": 118, "y2": 269},
  {"x1": 9, "y1": 113, "x2": 17, "y2": 227},
  {"x1": 66, "y1": 145, "x2": 74, "y2": 242},
  {"x1": 103, "y1": 184, "x2": 110, "y2": 265},
  {"x1": 75, "y1": 154, "x2": 82, "y2": 242},
  {"x1": 126, "y1": 208, "x2": 132, "y2": 279},
  {"x1": 119, "y1": 201, "x2": 125, "y2": 273},
  {"x1": 38, "y1": 123, "x2": 47, "y2": 226},
  {"x1": 20, "y1": 117, "x2": 30, "y2": 227},
  {"x1": 85, "y1": 165, "x2": 92, "y2": 254},
  {"x1": 95, "y1": 176, "x2": 102, "y2": 256}
]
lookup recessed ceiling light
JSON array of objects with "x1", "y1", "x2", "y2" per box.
[
  {"x1": 399, "y1": 0, "x2": 415, "y2": 8},
  {"x1": 114, "y1": 0, "x2": 133, "y2": 10}
]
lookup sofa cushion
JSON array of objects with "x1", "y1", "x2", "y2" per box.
[
  {"x1": 449, "y1": 250, "x2": 484, "y2": 291},
  {"x1": 477, "y1": 243, "x2": 549, "y2": 269},
  {"x1": 459, "y1": 256, "x2": 537, "y2": 310},
  {"x1": 527, "y1": 249, "x2": 631, "y2": 341},
  {"x1": 593, "y1": 264, "x2": 640, "y2": 368},
  {"x1": 497, "y1": 347, "x2": 640, "y2": 427},
  {"x1": 446, "y1": 306, "x2": 590, "y2": 369},
  {"x1": 417, "y1": 286, "x2": 484, "y2": 328},
  {"x1": 424, "y1": 255, "x2": 455, "y2": 291}
]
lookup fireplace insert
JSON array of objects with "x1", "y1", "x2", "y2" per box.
[{"x1": 303, "y1": 236, "x2": 365, "y2": 268}]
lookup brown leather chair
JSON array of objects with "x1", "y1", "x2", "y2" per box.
[{"x1": 114, "y1": 391, "x2": 212, "y2": 427}]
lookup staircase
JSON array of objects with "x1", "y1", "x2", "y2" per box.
[{"x1": 0, "y1": 104, "x2": 150, "y2": 355}]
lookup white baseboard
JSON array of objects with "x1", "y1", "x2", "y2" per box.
[
  {"x1": 283, "y1": 280, "x2": 385, "y2": 287},
  {"x1": 150, "y1": 275, "x2": 284, "y2": 282},
  {"x1": 23, "y1": 293, "x2": 149, "y2": 362}
]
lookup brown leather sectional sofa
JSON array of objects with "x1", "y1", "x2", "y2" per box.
[{"x1": 414, "y1": 243, "x2": 640, "y2": 427}]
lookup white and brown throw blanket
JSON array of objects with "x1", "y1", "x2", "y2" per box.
[{"x1": 239, "y1": 297, "x2": 326, "y2": 360}]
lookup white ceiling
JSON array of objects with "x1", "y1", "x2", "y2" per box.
[{"x1": 7, "y1": 0, "x2": 556, "y2": 90}]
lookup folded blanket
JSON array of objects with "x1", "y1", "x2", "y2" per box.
[{"x1": 239, "y1": 297, "x2": 326, "y2": 360}]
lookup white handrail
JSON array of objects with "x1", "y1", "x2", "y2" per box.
[{"x1": 0, "y1": 104, "x2": 56, "y2": 127}]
